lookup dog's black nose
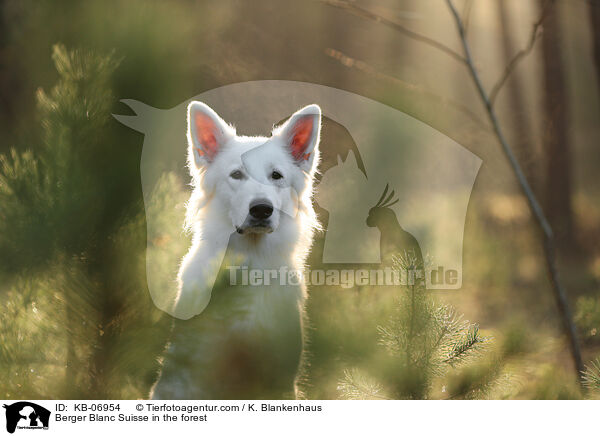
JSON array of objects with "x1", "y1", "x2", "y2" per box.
[{"x1": 249, "y1": 200, "x2": 273, "y2": 219}]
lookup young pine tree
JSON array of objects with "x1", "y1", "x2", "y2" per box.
[
  {"x1": 0, "y1": 45, "x2": 170, "y2": 399},
  {"x1": 338, "y1": 253, "x2": 491, "y2": 400}
]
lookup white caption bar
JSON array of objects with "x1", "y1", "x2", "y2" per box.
[{"x1": 1, "y1": 400, "x2": 596, "y2": 435}]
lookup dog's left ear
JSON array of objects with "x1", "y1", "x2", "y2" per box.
[
  {"x1": 275, "y1": 104, "x2": 321, "y2": 173},
  {"x1": 187, "y1": 101, "x2": 234, "y2": 168}
]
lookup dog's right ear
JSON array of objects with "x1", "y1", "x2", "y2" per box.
[{"x1": 187, "y1": 101, "x2": 234, "y2": 168}]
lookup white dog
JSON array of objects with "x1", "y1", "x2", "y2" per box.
[{"x1": 150, "y1": 101, "x2": 322, "y2": 399}]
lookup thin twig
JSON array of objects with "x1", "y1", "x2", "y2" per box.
[
  {"x1": 489, "y1": 0, "x2": 553, "y2": 105},
  {"x1": 322, "y1": 0, "x2": 585, "y2": 386},
  {"x1": 320, "y1": 0, "x2": 548, "y2": 111},
  {"x1": 462, "y1": 0, "x2": 475, "y2": 37},
  {"x1": 324, "y1": 48, "x2": 489, "y2": 129},
  {"x1": 445, "y1": 0, "x2": 585, "y2": 386},
  {"x1": 319, "y1": 0, "x2": 467, "y2": 64}
]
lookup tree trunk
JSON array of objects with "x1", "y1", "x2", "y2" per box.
[
  {"x1": 590, "y1": 1, "x2": 600, "y2": 96},
  {"x1": 539, "y1": 0, "x2": 576, "y2": 254},
  {"x1": 496, "y1": 0, "x2": 537, "y2": 190}
]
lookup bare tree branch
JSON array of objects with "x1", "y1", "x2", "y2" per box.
[
  {"x1": 324, "y1": 48, "x2": 489, "y2": 130},
  {"x1": 445, "y1": 0, "x2": 585, "y2": 386},
  {"x1": 462, "y1": 0, "x2": 475, "y2": 37},
  {"x1": 319, "y1": 0, "x2": 549, "y2": 111},
  {"x1": 318, "y1": 0, "x2": 467, "y2": 64},
  {"x1": 320, "y1": 0, "x2": 585, "y2": 387},
  {"x1": 489, "y1": 0, "x2": 553, "y2": 106}
]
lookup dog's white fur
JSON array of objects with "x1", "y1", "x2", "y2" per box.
[{"x1": 150, "y1": 102, "x2": 322, "y2": 399}]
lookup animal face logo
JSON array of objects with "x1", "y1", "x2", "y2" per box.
[
  {"x1": 3, "y1": 402, "x2": 50, "y2": 434},
  {"x1": 113, "y1": 81, "x2": 481, "y2": 316}
]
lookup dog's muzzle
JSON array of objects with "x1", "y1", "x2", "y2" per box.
[{"x1": 236, "y1": 199, "x2": 275, "y2": 235}]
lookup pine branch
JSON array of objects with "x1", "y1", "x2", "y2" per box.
[
  {"x1": 582, "y1": 358, "x2": 600, "y2": 392},
  {"x1": 431, "y1": 306, "x2": 465, "y2": 354},
  {"x1": 338, "y1": 369, "x2": 390, "y2": 400},
  {"x1": 444, "y1": 325, "x2": 486, "y2": 365},
  {"x1": 445, "y1": 360, "x2": 504, "y2": 400}
]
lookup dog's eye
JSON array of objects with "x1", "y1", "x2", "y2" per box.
[
  {"x1": 230, "y1": 170, "x2": 244, "y2": 180},
  {"x1": 271, "y1": 171, "x2": 283, "y2": 180}
]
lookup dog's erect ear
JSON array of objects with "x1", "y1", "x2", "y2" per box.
[
  {"x1": 187, "y1": 101, "x2": 234, "y2": 167},
  {"x1": 275, "y1": 104, "x2": 321, "y2": 172}
]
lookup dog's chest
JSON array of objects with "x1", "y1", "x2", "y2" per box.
[
  {"x1": 163, "y1": 284, "x2": 304, "y2": 398},
  {"x1": 170, "y1": 282, "x2": 304, "y2": 358}
]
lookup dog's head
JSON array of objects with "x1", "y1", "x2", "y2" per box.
[{"x1": 186, "y1": 101, "x2": 321, "y2": 236}]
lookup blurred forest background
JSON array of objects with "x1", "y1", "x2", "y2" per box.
[{"x1": 1, "y1": 0, "x2": 600, "y2": 399}]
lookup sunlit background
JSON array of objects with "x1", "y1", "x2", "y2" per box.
[{"x1": 1, "y1": 0, "x2": 599, "y2": 399}]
